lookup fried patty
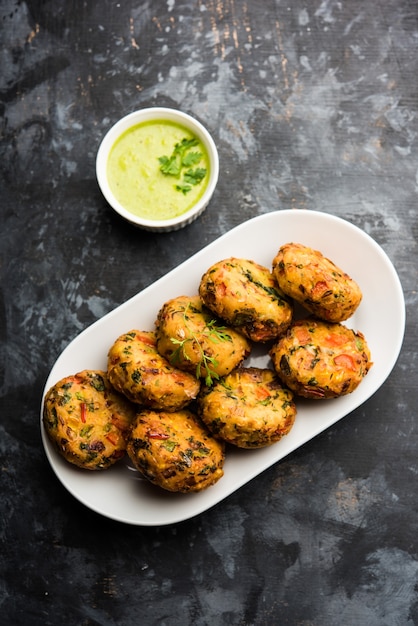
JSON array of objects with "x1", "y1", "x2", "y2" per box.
[
  {"x1": 126, "y1": 409, "x2": 225, "y2": 492},
  {"x1": 272, "y1": 242, "x2": 362, "y2": 322},
  {"x1": 155, "y1": 295, "x2": 251, "y2": 384},
  {"x1": 199, "y1": 257, "x2": 293, "y2": 342},
  {"x1": 107, "y1": 330, "x2": 200, "y2": 411},
  {"x1": 197, "y1": 367, "x2": 297, "y2": 448},
  {"x1": 270, "y1": 319, "x2": 372, "y2": 399},
  {"x1": 43, "y1": 370, "x2": 136, "y2": 470}
]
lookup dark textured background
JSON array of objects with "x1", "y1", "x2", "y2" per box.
[{"x1": 1, "y1": 1, "x2": 417, "y2": 624}]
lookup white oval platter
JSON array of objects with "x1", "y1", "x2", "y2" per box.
[{"x1": 40, "y1": 210, "x2": 405, "y2": 526}]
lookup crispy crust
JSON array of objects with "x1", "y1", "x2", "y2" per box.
[
  {"x1": 126, "y1": 409, "x2": 225, "y2": 492},
  {"x1": 155, "y1": 295, "x2": 251, "y2": 382},
  {"x1": 197, "y1": 367, "x2": 296, "y2": 448},
  {"x1": 272, "y1": 243, "x2": 362, "y2": 322},
  {"x1": 270, "y1": 319, "x2": 372, "y2": 399},
  {"x1": 199, "y1": 257, "x2": 293, "y2": 342},
  {"x1": 42, "y1": 370, "x2": 136, "y2": 470},
  {"x1": 107, "y1": 330, "x2": 200, "y2": 411}
]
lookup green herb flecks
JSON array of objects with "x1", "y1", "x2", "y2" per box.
[
  {"x1": 89, "y1": 374, "x2": 105, "y2": 392},
  {"x1": 158, "y1": 137, "x2": 207, "y2": 194},
  {"x1": 161, "y1": 440, "x2": 177, "y2": 453},
  {"x1": 80, "y1": 424, "x2": 94, "y2": 438},
  {"x1": 243, "y1": 268, "x2": 288, "y2": 304},
  {"x1": 355, "y1": 336, "x2": 364, "y2": 351}
]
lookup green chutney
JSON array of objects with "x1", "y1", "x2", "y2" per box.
[{"x1": 107, "y1": 120, "x2": 210, "y2": 221}]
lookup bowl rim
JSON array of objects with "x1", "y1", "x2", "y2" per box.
[{"x1": 96, "y1": 107, "x2": 219, "y2": 230}]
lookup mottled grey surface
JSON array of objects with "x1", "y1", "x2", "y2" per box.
[{"x1": 1, "y1": 0, "x2": 418, "y2": 624}]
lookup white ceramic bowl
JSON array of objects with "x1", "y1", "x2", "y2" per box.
[{"x1": 96, "y1": 107, "x2": 219, "y2": 232}]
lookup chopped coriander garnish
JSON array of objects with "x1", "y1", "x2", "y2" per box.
[
  {"x1": 182, "y1": 151, "x2": 202, "y2": 167},
  {"x1": 176, "y1": 183, "x2": 192, "y2": 194},
  {"x1": 184, "y1": 167, "x2": 206, "y2": 185},
  {"x1": 158, "y1": 137, "x2": 207, "y2": 193},
  {"x1": 158, "y1": 154, "x2": 181, "y2": 176},
  {"x1": 169, "y1": 303, "x2": 232, "y2": 386}
]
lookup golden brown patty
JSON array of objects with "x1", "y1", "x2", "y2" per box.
[
  {"x1": 199, "y1": 257, "x2": 293, "y2": 342},
  {"x1": 126, "y1": 409, "x2": 225, "y2": 492},
  {"x1": 155, "y1": 295, "x2": 251, "y2": 385},
  {"x1": 270, "y1": 319, "x2": 372, "y2": 399},
  {"x1": 43, "y1": 370, "x2": 136, "y2": 470},
  {"x1": 197, "y1": 367, "x2": 297, "y2": 448},
  {"x1": 107, "y1": 330, "x2": 200, "y2": 411},
  {"x1": 272, "y1": 242, "x2": 362, "y2": 322}
]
